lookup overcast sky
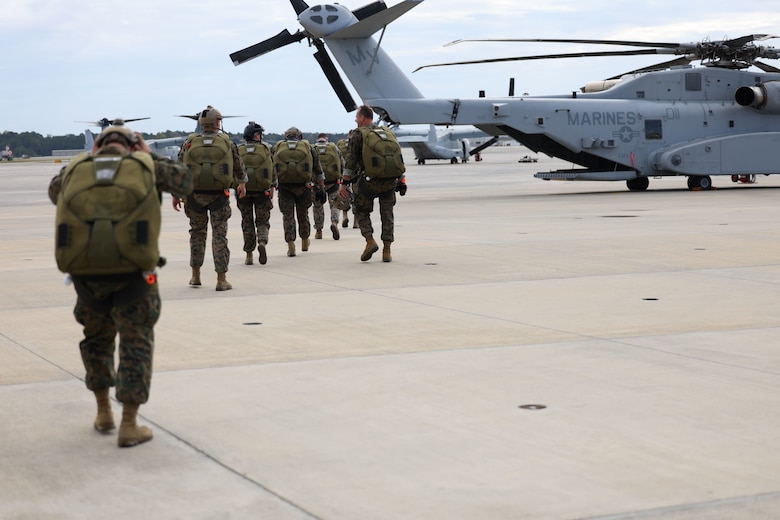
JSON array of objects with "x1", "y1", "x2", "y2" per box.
[{"x1": 4, "y1": 0, "x2": 780, "y2": 137}]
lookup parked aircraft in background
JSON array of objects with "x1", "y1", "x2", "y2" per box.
[
  {"x1": 231, "y1": 0, "x2": 780, "y2": 191},
  {"x1": 393, "y1": 124, "x2": 498, "y2": 164},
  {"x1": 79, "y1": 117, "x2": 184, "y2": 161}
]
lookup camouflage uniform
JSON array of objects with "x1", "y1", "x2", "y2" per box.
[
  {"x1": 272, "y1": 136, "x2": 324, "y2": 245},
  {"x1": 345, "y1": 124, "x2": 401, "y2": 244},
  {"x1": 49, "y1": 150, "x2": 193, "y2": 404},
  {"x1": 312, "y1": 139, "x2": 344, "y2": 237},
  {"x1": 237, "y1": 141, "x2": 276, "y2": 255},
  {"x1": 178, "y1": 132, "x2": 248, "y2": 273}
]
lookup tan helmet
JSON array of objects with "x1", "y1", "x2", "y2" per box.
[
  {"x1": 285, "y1": 126, "x2": 302, "y2": 140},
  {"x1": 198, "y1": 105, "x2": 223, "y2": 128},
  {"x1": 96, "y1": 120, "x2": 138, "y2": 147}
]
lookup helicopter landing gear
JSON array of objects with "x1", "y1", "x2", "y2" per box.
[
  {"x1": 417, "y1": 158, "x2": 425, "y2": 165},
  {"x1": 731, "y1": 174, "x2": 756, "y2": 184},
  {"x1": 687, "y1": 175, "x2": 712, "y2": 190},
  {"x1": 450, "y1": 157, "x2": 458, "y2": 164},
  {"x1": 626, "y1": 177, "x2": 649, "y2": 191}
]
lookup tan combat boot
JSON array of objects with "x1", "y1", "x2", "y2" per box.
[
  {"x1": 331, "y1": 223, "x2": 340, "y2": 240},
  {"x1": 189, "y1": 267, "x2": 201, "y2": 286},
  {"x1": 117, "y1": 403, "x2": 153, "y2": 448},
  {"x1": 382, "y1": 242, "x2": 392, "y2": 263},
  {"x1": 258, "y1": 244, "x2": 267, "y2": 265},
  {"x1": 216, "y1": 272, "x2": 232, "y2": 291},
  {"x1": 315, "y1": 228, "x2": 323, "y2": 239},
  {"x1": 245, "y1": 251, "x2": 253, "y2": 265},
  {"x1": 361, "y1": 235, "x2": 379, "y2": 261},
  {"x1": 302, "y1": 237, "x2": 310, "y2": 251},
  {"x1": 93, "y1": 388, "x2": 115, "y2": 433},
  {"x1": 287, "y1": 241, "x2": 296, "y2": 257}
]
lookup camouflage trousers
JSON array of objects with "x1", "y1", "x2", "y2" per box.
[
  {"x1": 184, "y1": 193, "x2": 231, "y2": 273},
  {"x1": 237, "y1": 192, "x2": 273, "y2": 252},
  {"x1": 354, "y1": 177, "x2": 397, "y2": 243},
  {"x1": 312, "y1": 184, "x2": 341, "y2": 230},
  {"x1": 73, "y1": 278, "x2": 160, "y2": 405},
  {"x1": 278, "y1": 185, "x2": 312, "y2": 243}
]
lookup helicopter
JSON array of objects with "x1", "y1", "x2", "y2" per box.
[
  {"x1": 77, "y1": 117, "x2": 184, "y2": 160},
  {"x1": 393, "y1": 124, "x2": 498, "y2": 164},
  {"x1": 230, "y1": 0, "x2": 780, "y2": 191}
]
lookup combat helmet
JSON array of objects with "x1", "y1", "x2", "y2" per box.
[
  {"x1": 243, "y1": 121, "x2": 264, "y2": 141},
  {"x1": 285, "y1": 126, "x2": 302, "y2": 140},
  {"x1": 95, "y1": 119, "x2": 138, "y2": 147},
  {"x1": 198, "y1": 105, "x2": 223, "y2": 129}
]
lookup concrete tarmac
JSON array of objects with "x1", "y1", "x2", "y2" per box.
[{"x1": 1, "y1": 147, "x2": 779, "y2": 519}]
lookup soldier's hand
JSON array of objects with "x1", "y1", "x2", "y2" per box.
[
  {"x1": 396, "y1": 178, "x2": 407, "y2": 196},
  {"x1": 236, "y1": 183, "x2": 247, "y2": 199},
  {"x1": 172, "y1": 196, "x2": 182, "y2": 212},
  {"x1": 315, "y1": 187, "x2": 327, "y2": 204},
  {"x1": 337, "y1": 184, "x2": 350, "y2": 199},
  {"x1": 134, "y1": 133, "x2": 152, "y2": 154}
]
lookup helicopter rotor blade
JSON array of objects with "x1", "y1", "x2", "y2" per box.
[
  {"x1": 753, "y1": 60, "x2": 780, "y2": 73},
  {"x1": 605, "y1": 56, "x2": 694, "y2": 80},
  {"x1": 312, "y1": 40, "x2": 357, "y2": 112},
  {"x1": 290, "y1": 0, "x2": 310, "y2": 15},
  {"x1": 230, "y1": 29, "x2": 307, "y2": 66},
  {"x1": 414, "y1": 48, "x2": 671, "y2": 73},
  {"x1": 445, "y1": 38, "x2": 686, "y2": 49}
]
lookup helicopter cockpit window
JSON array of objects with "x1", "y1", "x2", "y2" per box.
[
  {"x1": 645, "y1": 120, "x2": 663, "y2": 140},
  {"x1": 685, "y1": 73, "x2": 702, "y2": 91}
]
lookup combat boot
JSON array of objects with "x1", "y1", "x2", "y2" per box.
[
  {"x1": 216, "y1": 272, "x2": 232, "y2": 291},
  {"x1": 315, "y1": 228, "x2": 323, "y2": 239},
  {"x1": 361, "y1": 235, "x2": 379, "y2": 262},
  {"x1": 117, "y1": 403, "x2": 153, "y2": 448},
  {"x1": 302, "y1": 237, "x2": 310, "y2": 251},
  {"x1": 342, "y1": 214, "x2": 349, "y2": 228},
  {"x1": 382, "y1": 242, "x2": 392, "y2": 263},
  {"x1": 287, "y1": 241, "x2": 296, "y2": 257},
  {"x1": 93, "y1": 388, "x2": 115, "y2": 433},
  {"x1": 245, "y1": 251, "x2": 253, "y2": 265},
  {"x1": 258, "y1": 244, "x2": 267, "y2": 265},
  {"x1": 189, "y1": 267, "x2": 201, "y2": 286},
  {"x1": 331, "y1": 223, "x2": 340, "y2": 240}
]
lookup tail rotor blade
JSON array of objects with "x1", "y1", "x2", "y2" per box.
[
  {"x1": 230, "y1": 29, "x2": 306, "y2": 66},
  {"x1": 291, "y1": 0, "x2": 309, "y2": 15},
  {"x1": 313, "y1": 44, "x2": 357, "y2": 112}
]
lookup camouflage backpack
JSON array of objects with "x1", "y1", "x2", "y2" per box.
[
  {"x1": 238, "y1": 141, "x2": 273, "y2": 192},
  {"x1": 55, "y1": 152, "x2": 160, "y2": 276},
  {"x1": 182, "y1": 132, "x2": 233, "y2": 190},
  {"x1": 274, "y1": 139, "x2": 314, "y2": 184},
  {"x1": 358, "y1": 126, "x2": 406, "y2": 179},
  {"x1": 315, "y1": 141, "x2": 342, "y2": 183}
]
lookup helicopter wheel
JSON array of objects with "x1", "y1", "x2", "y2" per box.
[
  {"x1": 698, "y1": 176, "x2": 712, "y2": 190},
  {"x1": 417, "y1": 158, "x2": 425, "y2": 165},
  {"x1": 450, "y1": 157, "x2": 458, "y2": 164},
  {"x1": 626, "y1": 177, "x2": 649, "y2": 191}
]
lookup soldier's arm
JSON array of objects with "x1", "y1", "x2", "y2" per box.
[
  {"x1": 47, "y1": 167, "x2": 66, "y2": 204},
  {"x1": 151, "y1": 153, "x2": 194, "y2": 199},
  {"x1": 342, "y1": 131, "x2": 363, "y2": 182},
  {"x1": 231, "y1": 142, "x2": 249, "y2": 184},
  {"x1": 311, "y1": 147, "x2": 324, "y2": 181}
]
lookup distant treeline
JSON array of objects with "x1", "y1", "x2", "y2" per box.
[{"x1": 1, "y1": 130, "x2": 350, "y2": 158}]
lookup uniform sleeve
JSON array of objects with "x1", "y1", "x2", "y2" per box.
[
  {"x1": 311, "y1": 145, "x2": 324, "y2": 181},
  {"x1": 151, "y1": 153, "x2": 194, "y2": 199},
  {"x1": 344, "y1": 129, "x2": 363, "y2": 175},
  {"x1": 231, "y1": 141, "x2": 249, "y2": 184},
  {"x1": 47, "y1": 166, "x2": 66, "y2": 204}
]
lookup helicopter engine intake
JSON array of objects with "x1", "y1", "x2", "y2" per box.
[{"x1": 735, "y1": 81, "x2": 780, "y2": 113}]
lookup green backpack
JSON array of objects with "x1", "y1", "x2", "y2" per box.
[
  {"x1": 55, "y1": 152, "x2": 160, "y2": 276},
  {"x1": 183, "y1": 132, "x2": 233, "y2": 190},
  {"x1": 315, "y1": 141, "x2": 342, "y2": 183},
  {"x1": 358, "y1": 126, "x2": 406, "y2": 178},
  {"x1": 274, "y1": 139, "x2": 314, "y2": 184},
  {"x1": 238, "y1": 141, "x2": 273, "y2": 191}
]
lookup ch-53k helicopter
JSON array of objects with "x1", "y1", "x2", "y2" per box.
[
  {"x1": 230, "y1": 0, "x2": 780, "y2": 191},
  {"x1": 77, "y1": 117, "x2": 186, "y2": 161}
]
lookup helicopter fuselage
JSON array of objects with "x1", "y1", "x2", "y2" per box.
[{"x1": 364, "y1": 67, "x2": 780, "y2": 188}]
